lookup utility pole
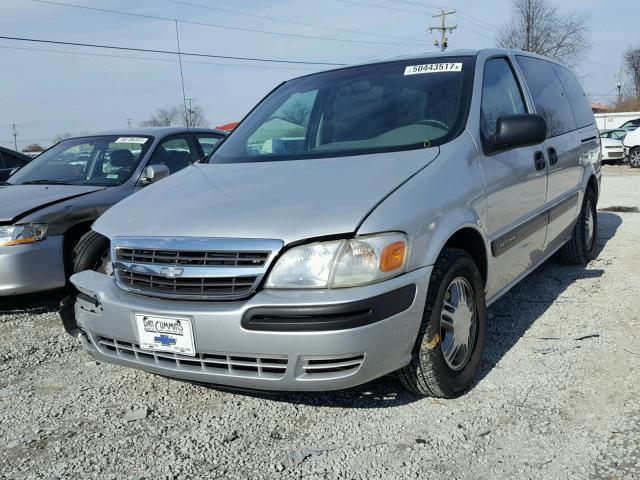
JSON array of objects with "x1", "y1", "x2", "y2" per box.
[
  {"x1": 615, "y1": 67, "x2": 624, "y2": 106},
  {"x1": 126, "y1": 118, "x2": 133, "y2": 128},
  {"x1": 11, "y1": 124, "x2": 18, "y2": 151},
  {"x1": 186, "y1": 98, "x2": 195, "y2": 127},
  {"x1": 429, "y1": 9, "x2": 457, "y2": 52}
]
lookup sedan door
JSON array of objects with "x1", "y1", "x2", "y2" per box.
[{"x1": 477, "y1": 56, "x2": 548, "y2": 299}]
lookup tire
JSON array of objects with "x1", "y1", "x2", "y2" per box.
[
  {"x1": 630, "y1": 148, "x2": 640, "y2": 168},
  {"x1": 72, "y1": 231, "x2": 112, "y2": 275},
  {"x1": 559, "y1": 187, "x2": 597, "y2": 265},
  {"x1": 398, "y1": 247, "x2": 486, "y2": 398}
]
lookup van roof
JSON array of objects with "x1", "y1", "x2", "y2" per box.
[{"x1": 293, "y1": 48, "x2": 567, "y2": 80}]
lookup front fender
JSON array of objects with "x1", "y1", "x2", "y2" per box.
[{"x1": 357, "y1": 134, "x2": 488, "y2": 270}]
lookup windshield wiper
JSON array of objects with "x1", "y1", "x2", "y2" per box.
[{"x1": 21, "y1": 179, "x2": 74, "y2": 185}]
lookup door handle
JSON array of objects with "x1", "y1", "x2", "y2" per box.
[
  {"x1": 547, "y1": 147, "x2": 558, "y2": 166},
  {"x1": 534, "y1": 151, "x2": 546, "y2": 171}
]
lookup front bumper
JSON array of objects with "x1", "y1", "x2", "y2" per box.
[
  {"x1": 0, "y1": 235, "x2": 66, "y2": 295},
  {"x1": 67, "y1": 267, "x2": 431, "y2": 391}
]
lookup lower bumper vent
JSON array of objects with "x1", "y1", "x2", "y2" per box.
[
  {"x1": 302, "y1": 354, "x2": 365, "y2": 377},
  {"x1": 97, "y1": 337, "x2": 288, "y2": 379}
]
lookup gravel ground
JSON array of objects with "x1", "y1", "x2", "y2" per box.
[{"x1": 1, "y1": 164, "x2": 639, "y2": 480}]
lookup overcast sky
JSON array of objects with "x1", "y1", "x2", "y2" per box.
[{"x1": 0, "y1": 0, "x2": 636, "y2": 150}]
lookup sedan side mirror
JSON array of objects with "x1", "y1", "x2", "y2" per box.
[
  {"x1": 140, "y1": 164, "x2": 170, "y2": 185},
  {"x1": 487, "y1": 114, "x2": 548, "y2": 155}
]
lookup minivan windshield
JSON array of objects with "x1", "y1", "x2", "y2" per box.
[
  {"x1": 212, "y1": 56, "x2": 474, "y2": 163},
  {"x1": 8, "y1": 135, "x2": 152, "y2": 186}
]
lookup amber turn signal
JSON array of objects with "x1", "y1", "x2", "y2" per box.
[{"x1": 380, "y1": 241, "x2": 406, "y2": 272}]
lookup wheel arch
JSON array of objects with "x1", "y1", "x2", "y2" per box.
[
  {"x1": 62, "y1": 220, "x2": 95, "y2": 275},
  {"x1": 439, "y1": 226, "x2": 489, "y2": 287}
]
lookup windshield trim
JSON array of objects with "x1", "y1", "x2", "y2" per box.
[{"x1": 211, "y1": 55, "x2": 477, "y2": 164}]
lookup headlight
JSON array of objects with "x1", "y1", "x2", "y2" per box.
[
  {"x1": 0, "y1": 224, "x2": 48, "y2": 247},
  {"x1": 266, "y1": 233, "x2": 409, "y2": 289}
]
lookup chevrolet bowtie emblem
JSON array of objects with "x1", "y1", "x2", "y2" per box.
[{"x1": 160, "y1": 266, "x2": 184, "y2": 278}]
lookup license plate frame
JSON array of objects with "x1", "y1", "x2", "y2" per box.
[{"x1": 134, "y1": 313, "x2": 196, "y2": 357}]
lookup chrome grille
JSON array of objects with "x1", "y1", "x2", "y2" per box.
[
  {"x1": 116, "y1": 248, "x2": 270, "y2": 267},
  {"x1": 116, "y1": 269, "x2": 257, "y2": 297},
  {"x1": 97, "y1": 337, "x2": 288, "y2": 379},
  {"x1": 112, "y1": 237, "x2": 283, "y2": 301}
]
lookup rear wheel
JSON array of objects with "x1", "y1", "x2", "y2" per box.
[
  {"x1": 560, "y1": 188, "x2": 597, "y2": 265},
  {"x1": 72, "y1": 231, "x2": 112, "y2": 275},
  {"x1": 630, "y1": 148, "x2": 640, "y2": 168},
  {"x1": 398, "y1": 247, "x2": 486, "y2": 398}
]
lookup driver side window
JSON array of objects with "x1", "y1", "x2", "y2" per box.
[
  {"x1": 147, "y1": 136, "x2": 197, "y2": 174},
  {"x1": 481, "y1": 58, "x2": 526, "y2": 138}
]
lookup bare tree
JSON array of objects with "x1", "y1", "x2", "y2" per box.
[
  {"x1": 24, "y1": 143, "x2": 44, "y2": 152},
  {"x1": 279, "y1": 100, "x2": 312, "y2": 127},
  {"x1": 140, "y1": 106, "x2": 180, "y2": 127},
  {"x1": 497, "y1": 0, "x2": 589, "y2": 67},
  {"x1": 624, "y1": 47, "x2": 640, "y2": 99},
  {"x1": 179, "y1": 103, "x2": 207, "y2": 128}
]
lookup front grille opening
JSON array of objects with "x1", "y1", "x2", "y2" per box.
[
  {"x1": 116, "y1": 269, "x2": 257, "y2": 298},
  {"x1": 96, "y1": 337, "x2": 288, "y2": 380},
  {"x1": 116, "y1": 248, "x2": 270, "y2": 267}
]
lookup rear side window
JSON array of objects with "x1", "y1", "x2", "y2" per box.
[
  {"x1": 516, "y1": 56, "x2": 576, "y2": 137},
  {"x1": 552, "y1": 65, "x2": 594, "y2": 128},
  {"x1": 481, "y1": 57, "x2": 526, "y2": 137}
]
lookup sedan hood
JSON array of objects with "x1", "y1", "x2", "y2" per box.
[
  {"x1": 0, "y1": 185, "x2": 105, "y2": 224},
  {"x1": 94, "y1": 149, "x2": 439, "y2": 244}
]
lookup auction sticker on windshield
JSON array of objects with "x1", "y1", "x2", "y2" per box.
[
  {"x1": 115, "y1": 137, "x2": 148, "y2": 144},
  {"x1": 404, "y1": 63, "x2": 462, "y2": 75},
  {"x1": 135, "y1": 314, "x2": 195, "y2": 356}
]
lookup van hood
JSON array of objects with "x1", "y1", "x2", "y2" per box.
[
  {"x1": 0, "y1": 184, "x2": 105, "y2": 224},
  {"x1": 94, "y1": 149, "x2": 439, "y2": 244}
]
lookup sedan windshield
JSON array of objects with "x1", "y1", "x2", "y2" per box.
[
  {"x1": 8, "y1": 135, "x2": 152, "y2": 186},
  {"x1": 212, "y1": 56, "x2": 474, "y2": 163}
]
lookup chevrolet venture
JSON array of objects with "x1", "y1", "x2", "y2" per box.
[{"x1": 63, "y1": 50, "x2": 601, "y2": 397}]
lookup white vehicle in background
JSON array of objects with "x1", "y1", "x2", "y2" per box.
[
  {"x1": 599, "y1": 132, "x2": 625, "y2": 164},
  {"x1": 622, "y1": 127, "x2": 640, "y2": 167}
]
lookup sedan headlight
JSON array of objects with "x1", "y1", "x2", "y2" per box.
[
  {"x1": 0, "y1": 224, "x2": 48, "y2": 247},
  {"x1": 266, "y1": 233, "x2": 409, "y2": 289}
]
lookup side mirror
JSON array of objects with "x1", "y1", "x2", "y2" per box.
[
  {"x1": 140, "y1": 164, "x2": 170, "y2": 185},
  {"x1": 487, "y1": 114, "x2": 547, "y2": 155}
]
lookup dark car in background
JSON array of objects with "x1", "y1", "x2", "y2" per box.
[
  {"x1": 0, "y1": 146, "x2": 31, "y2": 182},
  {"x1": 0, "y1": 127, "x2": 226, "y2": 295}
]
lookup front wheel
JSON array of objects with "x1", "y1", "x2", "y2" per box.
[
  {"x1": 72, "y1": 231, "x2": 112, "y2": 275},
  {"x1": 398, "y1": 247, "x2": 486, "y2": 398},
  {"x1": 630, "y1": 148, "x2": 640, "y2": 168}
]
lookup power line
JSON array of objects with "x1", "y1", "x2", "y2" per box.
[
  {"x1": 0, "y1": 45, "x2": 322, "y2": 71},
  {"x1": 162, "y1": 0, "x2": 423, "y2": 43},
  {"x1": 31, "y1": 0, "x2": 425, "y2": 47},
  {"x1": 0, "y1": 35, "x2": 346, "y2": 66},
  {"x1": 336, "y1": 0, "x2": 429, "y2": 15}
]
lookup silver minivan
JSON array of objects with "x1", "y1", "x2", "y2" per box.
[{"x1": 63, "y1": 49, "x2": 601, "y2": 397}]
